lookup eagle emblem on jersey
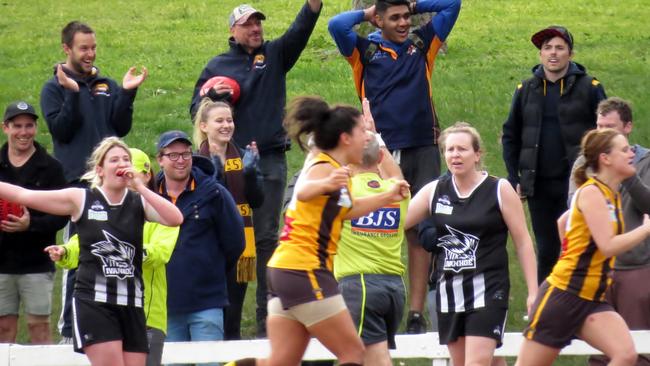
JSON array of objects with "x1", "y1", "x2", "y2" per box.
[
  {"x1": 90, "y1": 230, "x2": 136, "y2": 279},
  {"x1": 437, "y1": 225, "x2": 479, "y2": 273}
]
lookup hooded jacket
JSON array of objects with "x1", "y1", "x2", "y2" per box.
[
  {"x1": 0, "y1": 142, "x2": 67, "y2": 274},
  {"x1": 40, "y1": 65, "x2": 137, "y2": 182},
  {"x1": 158, "y1": 156, "x2": 245, "y2": 314},
  {"x1": 502, "y1": 62, "x2": 606, "y2": 197}
]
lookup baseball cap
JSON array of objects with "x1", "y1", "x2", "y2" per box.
[
  {"x1": 3, "y1": 101, "x2": 38, "y2": 122},
  {"x1": 531, "y1": 26, "x2": 574, "y2": 50},
  {"x1": 157, "y1": 130, "x2": 192, "y2": 150},
  {"x1": 229, "y1": 4, "x2": 266, "y2": 28},
  {"x1": 129, "y1": 148, "x2": 151, "y2": 174}
]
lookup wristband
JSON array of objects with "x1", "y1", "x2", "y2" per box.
[{"x1": 375, "y1": 133, "x2": 386, "y2": 148}]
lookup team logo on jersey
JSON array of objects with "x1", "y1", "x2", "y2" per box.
[
  {"x1": 88, "y1": 201, "x2": 108, "y2": 221},
  {"x1": 253, "y1": 54, "x2": 266, "y2": 69},
  {"x1": 437, "y1": 225, "x2": 479, "y2": 273},
  {"x1": 92, "y1": 83, "x2": 110, "y2": 97},
  {"x1": 367, "y1": 180, "x2": 381, "y2": 189},
  {"x1": 435, "y1": 195, "x2": 453, "y2": 215},
  {"x1": 90, "y1": 230, "x2": 136, "y2": 279},
  {"x1": 407, "y1": 44, "x2": 418, "y2": 55},
  {"x1": 351, "y1": 204, "x2": 400, "y2": 237}
]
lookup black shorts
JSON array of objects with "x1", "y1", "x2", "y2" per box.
[
  {"x1": 392, "y1": 145, "x2": 441, "y2": 194},
  {"x1": 438, "y1": 306, "x2": 507, "y2": 347},
  {"x1": 72, "y1": 297, "x2": 148, "y2": 354},
  {"x1": 523, "y1": 281, "x2": 613, "y2": 349},
  {"x1": 267, "y1": 268, "x2": 340, "y2": 309},
  {"x1": 339, "y1": 274, "x2": 405, "y2": 348}
]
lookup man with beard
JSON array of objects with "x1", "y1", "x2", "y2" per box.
[
  {"x1": 39, "y1": 20, "x2": 147, "y2": 343},
  {"x1": 189, "y1": 0, "x2": 322, "y2": 338},
  {"x1": 502, "y1": 26, "x2": 606, "y2": 283},
  {"x1": 156, "y1": 130, "x2": 244, "y2": 366}
]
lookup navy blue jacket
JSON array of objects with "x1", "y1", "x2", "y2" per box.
[
  {"x1": 159, "y1": 156, "x2": 245, "y2": 314},
  {"x1": 189, "y1": 2, "x2": 321, "y2": 153},
  {"x1": 40, "y1": 65, "x2": 137, "y2": 182}
]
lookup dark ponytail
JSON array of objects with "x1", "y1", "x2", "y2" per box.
[{"x1": 284, "y1": 96, "x2": 361, "y2": 152}]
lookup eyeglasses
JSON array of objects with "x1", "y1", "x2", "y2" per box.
[{"x1": 160, "y1": 152, "x2": 192, "y2": 161}]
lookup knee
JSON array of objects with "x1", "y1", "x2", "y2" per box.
[{"x1": 342, "y1": 338, "x2": 365, "y2": 363}]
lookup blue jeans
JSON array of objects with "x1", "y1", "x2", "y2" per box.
[{"x1": 166, "y1": 308, "x2": 224, "y2": 366}]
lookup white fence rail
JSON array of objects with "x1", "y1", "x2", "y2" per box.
[{"x1": 1, "y1": 331, "x2": 649, "y2": 366}]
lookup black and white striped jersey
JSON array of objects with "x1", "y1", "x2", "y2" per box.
[
  {"x1": 74, "y1": 188, "x2": 145, "y2": 307},
  {"x1": 427, "y1": 174, "x2": 510, "y2": 313}
]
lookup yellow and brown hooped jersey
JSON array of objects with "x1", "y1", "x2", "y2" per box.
[
  {"x1": 548, "y1": 177, "x2": 623, "y2": 301},
  {"x1": 268, "y1": 153, "x2": 351, "y2": 272}
]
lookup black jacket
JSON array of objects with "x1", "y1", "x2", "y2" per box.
[
  {"x1": 502, "y1": 62, "x2": 606, "y2": 197},
  {"x1": 189, "y1": 2, "x2": 321, "y2": 153},
  {"x1": 0, "y1": 142, "x2": 68, "y2": 273},
  {"x1": 40, "y1": 65, "x2": 137, "y2": 182}
]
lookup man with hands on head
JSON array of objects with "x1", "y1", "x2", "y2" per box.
[
  {"x1": 329, "y1": 0, "x2": 461, "y2": 334},
  {"x1": 189, "y1": 0, "x2": 322, "y2": 337}
]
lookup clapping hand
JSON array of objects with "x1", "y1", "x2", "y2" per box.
[
  {"x1": 123, "y1": 66, "x2": 148, "y2": 90},
  {"x1": 56, "y1": 64, "x2": 80, "y2": 92},
  {"x1": 243, "y1": 141, "x2": 260, "y2": 168}
]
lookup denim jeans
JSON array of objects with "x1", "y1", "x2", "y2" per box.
[{"x1": 166, "y1": 308, "x2": 224, "y2": 366}]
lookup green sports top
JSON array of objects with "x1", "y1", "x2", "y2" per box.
[{"x1": 334, "y1": 172, "x2": 408, "y2": 279}]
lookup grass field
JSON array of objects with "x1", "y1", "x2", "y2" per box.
[{"x1": 1, "y1": 0, "x2": 649, "y2": 364}]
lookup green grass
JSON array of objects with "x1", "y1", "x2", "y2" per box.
[{"x1": 1, "y1": 0, "x2": 649, "y2": 364}]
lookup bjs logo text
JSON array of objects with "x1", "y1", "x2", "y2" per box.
[{"x1": 351, "y1": 205, "x2": 400, "y2": 234}]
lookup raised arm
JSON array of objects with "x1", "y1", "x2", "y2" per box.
[
  {"x1": 328, "y1": 9, "x2": 365, "y2": 58},
  {"x1": 276, "y1": 0, "x2": 322, "y2": 72},
  {"x1": 415, "y1": 0, "x2": 462, "y2": 42},
  {"x1": 499, "y1": 180, "x2": 538, "y2": 313},
  {"x1": 0, "y1": 182, "x2": 81, "y2": 218},
  {"x1": 580, "y1": 185, "x2": 650, "y2": 257}
]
